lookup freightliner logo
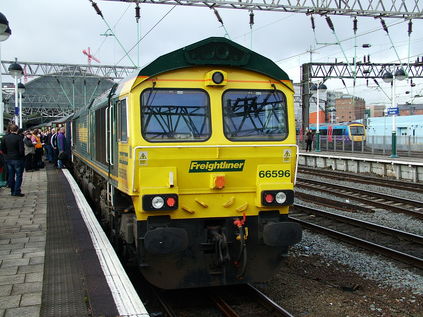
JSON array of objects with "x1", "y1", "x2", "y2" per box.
[{"x1": 189, "y1": 160, "x2": 245, "y2": 173}]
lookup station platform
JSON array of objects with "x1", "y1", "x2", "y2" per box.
[
  {"x1": 300, "y1": 150, "x2": 423, "y2": 164},
  {"x1": 0, "y1": 165, "x2": 148, "y2": 317},
  {"x1": 299, "y1": 150, "x2": 423, "y2": 183}
]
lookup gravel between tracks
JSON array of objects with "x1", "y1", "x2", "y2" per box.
[
  {"x1": 254, "y1": 172, "x2": 423, "y2": 316},
  {"x1": 257, "y1": 235, "x2": 423, "y2": 317},
  {"x1": 297, "y1": 173, "x2": 423, "y2": 236}
]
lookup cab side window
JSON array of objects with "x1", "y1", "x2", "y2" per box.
[{"x1": 118, "y1": 99, "x2": 128, "y2": 142}]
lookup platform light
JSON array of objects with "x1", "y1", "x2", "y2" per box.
[
  {"x1": 310, "y1": 82, "x2": 327, "y2": 152},
  {"x1": 382, "y1": 68, "x2": 406, "y2": 158},
  {"x1": 18, "y1": 82, "x2": 25, "y2": 129},
  {"x1": 0, "y1": 26, "x2": 11, "y2": 41},
  {"x1": 382, "y1": 71, "x2": 393, "y2": 83},
  {"x1": 8, "y1": 58, "x2": 23, "y2": 128},
  {"x1": 0, "y1": 12, "x2": 8, "y2": 33},
  {"x1": 8, "y1": 60, "x2": 23, "y2": 79},
  {"x1": 0, "y1": 12, "x2": 11, "y2": 135},
  {"x1": 394, "y1": 68, "x2": 407, "y2": 81}
]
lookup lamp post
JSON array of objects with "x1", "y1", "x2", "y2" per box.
[
  {"x1": 18, "y1": 82, "x2": 25, "y2": 129},
  {"x1": 0, "y1": 12, "x2": 11, "y2": 135},
  {"x1": 8, "y1": 58, "x2": 23, "y2": 128},
  {"x1": 310, "y1": 82, "x2": 327, "y2": 152},
  {"x1": 382, "y1": 68, "x2": 406, "y2": 158}
]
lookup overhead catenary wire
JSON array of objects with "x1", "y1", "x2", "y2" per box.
[
  {"x1": 233, "y1": 13, "x2": 294, "y2": 41},
  {"x1": 88, "y1": 0, "x2": 137, "y2": 67},
  {"x1": 276, "y1": 18, "x2": 406, "y2": 63},
  {"x1": 94, "y1": 4, "x2": 131, "y2": 59},
  {"x1": 380, "y1": 18, "x2": 402, "y2": 65},
  {"x1": 113, "y1": 5, "x2": 177, "y2": 67},
  {"x1": 324, "y1": 15, "x2": 355, "y2": 80}
]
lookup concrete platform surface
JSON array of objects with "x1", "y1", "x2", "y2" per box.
[
  {"x1": 0, "y1": 166, "x2": 148, "y2": 317},
  {"x1": 0, "y1": 169, "x2": 46, "y2": 317}
]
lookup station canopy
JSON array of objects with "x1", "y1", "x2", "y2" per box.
[{"x1": 6, "y1": 68, "x2": 115, "y2": 126}]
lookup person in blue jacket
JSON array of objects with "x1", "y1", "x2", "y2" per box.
[{"x1": 57, "y1": 127, "x2": 67, "y2": 169}]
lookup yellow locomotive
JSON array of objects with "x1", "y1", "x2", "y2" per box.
[{"x1": 72, "y1": 37, "x2": 302, "y2": 289}]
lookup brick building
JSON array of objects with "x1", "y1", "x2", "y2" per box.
[
  {"x1": 367, "y1": 104, "x2": 386, "y2": 117},
  {"x1": 398, "y1": 103, "x2": 423, "y2": 116},
  {"x1": 335, "y1": 96, "x2": 365, "y2": 122}
]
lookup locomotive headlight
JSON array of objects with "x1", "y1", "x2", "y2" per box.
[
  {"x1": 212, "y1": 71, "x2": 224, "y2": 84},
  {"x1": 275, "y1": 192, "x2": 287, "y2": 204},
  {"x1": 205, "y1": 70, "x2": 227, "y2": 86},
  {"x1": 152, "y1": 196, "x2": 165, "y2": 209}
]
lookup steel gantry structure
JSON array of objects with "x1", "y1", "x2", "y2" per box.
[
  {"x1": 301, "y1": 61, "x2": 423, "y2": 130},
  {"x1": 0, "y1": 60, "x2": 137, "y2": 80},
  {"x1": 101, "y1": 0, "x2": 423, "y2": 19},
  {"x1": 1, "y1": 61, "x2": 137, "y2": 125}
]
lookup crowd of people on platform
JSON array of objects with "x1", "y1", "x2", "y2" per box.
[{"x1": 0, "y1": 123, "x2": 68, "y2": 197}]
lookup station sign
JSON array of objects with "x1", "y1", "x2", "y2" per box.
[{"x1": 387, "y1": 107, "x2": 399, "y2": 116}]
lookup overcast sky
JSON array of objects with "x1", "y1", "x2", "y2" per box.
[{"x1": 2, "y1": 0, "x2": 423, "y2": 106}]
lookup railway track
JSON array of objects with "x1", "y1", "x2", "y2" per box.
[
  {"x1": 298, "y1": 166, "x2": 423, "y2": 193},
  {"x1": 291, "y1": 203, "x2": 423, "y2": 270},
  {"x1": 209, "y1": 284, "x2": 294, "y2": 317},
  {"x1": 296, "y1": 177, "x2": 423, "y2": 219},
  {"x1": 151, "y1": 284, "x2": 294, "y2": 317},
  {"x1": 295, "y1": 191, "x2": 374, "y2": 213}
]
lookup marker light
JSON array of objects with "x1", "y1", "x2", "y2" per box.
[
  {"x1": 152, "y1": 196, "x2": 165, "y2": 209},
  {"x1": 265, "y1": 194, "x2": 274, "y2": 204},
  {"x1": 275, "y1": 192, "x2": 287, "y2": 204},
  {"x1": 166, "y1": 197, "x2": 176, "y2": 208},
  {"x1": 262, "y1": 190, "x2": 294, "y2": 206}
]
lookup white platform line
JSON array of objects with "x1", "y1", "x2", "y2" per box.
[{"x1": 63, "y1": 169, "x2": 149, "y2": 317}]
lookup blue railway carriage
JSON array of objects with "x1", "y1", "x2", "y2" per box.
[{"x1": 309, "y1": 122, "x2": 366, "y2": 142}]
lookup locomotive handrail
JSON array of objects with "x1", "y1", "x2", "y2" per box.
[{"x1": 131, "y1": 144, "x2": 300, "y2": 193}]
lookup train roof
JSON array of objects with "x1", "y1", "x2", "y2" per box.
[
  {"x1": 138, "y1": 37, "x2": 290, "y2": 81},
  {"x1": 115, "y1": 37, "x2": 291, "y2": 96},
  {"x1": 309, "y1": 122, "x2": 364, "y2": 128}
]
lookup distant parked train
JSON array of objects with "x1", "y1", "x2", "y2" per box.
[
  {"x1": 309, "y1": 122, "x2": 366, "y2": 142},
  {"x1": 70, "y1": 37, "x2": 302, "y2": 289}
]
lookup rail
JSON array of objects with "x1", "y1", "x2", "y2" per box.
[{"x1": 291, "y1": 204, "x2": 423, "y2": 270}]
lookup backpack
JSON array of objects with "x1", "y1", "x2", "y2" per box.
[{"x1": 51, "y1": 133, "x2": 58, "y2": 148}]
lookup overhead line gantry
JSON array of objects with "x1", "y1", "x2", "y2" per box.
[{"x1": 101, "y1": 0, "x2": 423, "y2": 19}]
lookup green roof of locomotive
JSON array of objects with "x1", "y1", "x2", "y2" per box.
[{"x1": 137, "y1": 37, "x2": 290, "y2": 82}]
